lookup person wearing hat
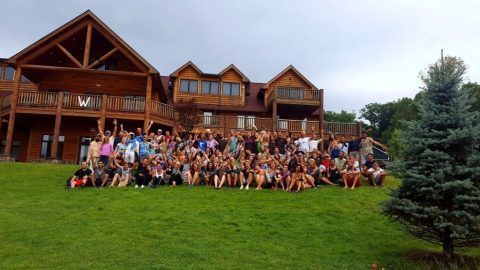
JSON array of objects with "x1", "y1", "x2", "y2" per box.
[
  {"x1": 125, "y1": 132, "x2": 138, "y2": 163},
  {"x1": 155, "y1": 129, "x2": 164, "y2": 142}
]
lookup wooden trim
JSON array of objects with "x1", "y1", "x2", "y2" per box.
[
  {"x1": 0, "y1": 65, "x2": 5, "y2": 80},
  {"x1": 87, "y1": 48, "x2": 118, "y2": 69},
  {"x1": 83, "y1": 23, "x2": 92, "y2": 68},
  {"x1": 319, "y1": 89, "x2": 325, "y2": 153},
  {"x1": 272, "y1": 91, "x2": 277, "y2": 131},
  {"x1": 263, "y1": 65, "x2": 318, "y2": 90},
  {"x1": 56, "y1": 43, "x2": 82, "y2": 68},
  {"x1": 91, "y1": 23, "x2": 148, "y2": 73},
  {"x1": 4, "y1": 67, "x2": 21, "y2": 155},
  {"x1": 143, "y1": 75, "x2": 152, "y2": 131},
  {"x1": 21, "y1": 64, "x2": 148, "y2": 77},
  {"x1": 51, "y1": 91, "x2": 64, "y2": 158},
  {"x1": 19, "y1": 21, "x2": 90, "y2": 65}
]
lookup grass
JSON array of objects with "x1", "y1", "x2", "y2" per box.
[{"x1": 0, "y1": 163, "x2": 478, "y2": 269}]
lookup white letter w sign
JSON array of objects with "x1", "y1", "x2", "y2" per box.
[{"x1": 77, "y1": 96, "x2": 91, "y2": 107}]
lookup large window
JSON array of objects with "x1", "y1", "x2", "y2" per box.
[
  {"x1": 40, "y1": 135, "x2": 65, "y2": 158},
  {"x1": 201, "y1": 81, "x2": 219, "y2": 94},
  {"x1": 4, "y1": 67, "x2": 15, "y2": 81},
  {"x1": 179, "y1": 79, "x2": 198, "y2": 93},
  {"x1": 222, "y1": 82, "x2": 240, "y2": 96}
]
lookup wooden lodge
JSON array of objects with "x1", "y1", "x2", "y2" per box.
[{"x1": 0, "y1": 10, "x2": 360, "y2": 163}]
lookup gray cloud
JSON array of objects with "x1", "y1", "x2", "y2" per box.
[{"x1": 1, "y1": 0, "x2": 479, "y2": 114}]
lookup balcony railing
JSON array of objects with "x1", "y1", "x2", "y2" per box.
[
  {"x1": 107, "y1": 96, "x2": 145, "y2": 112},
  {"x1": 151, "y1": 100, "x2": 175, "y2": 119},
  {"x1": 195, "y1": 116, "x2": 358, "y2": 135},
  {"x1": 18, "y1": 91, "x2": 58, "y2": 108},
  {"x1": 63, "y1": 93, "x2": 102, "y2": 110},
  {"x1": 277, "y1": 88, "x2": 321, "y2": 100}
]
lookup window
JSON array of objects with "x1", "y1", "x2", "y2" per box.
[
  {"x1": 237, "y1": 115, "x2": 255, "y2": 129},
  {"x1": 0, "y1": 140, "x2": 21, "y2": 160},
  {"x1": 179, "y1": 79, "x2": 198, "y2": 93},
  {"x1": 4, "y1": 67, "x2": 15, "y2": 81},
  {"x1": 40, "y1": 135, "x2": 65, "y2": 158},
  {"x1": 222, "y1": 82, "x2": 240, "y2": 96},
  {"x1": 201, "y1": 81, "x2": 219, "y2": 94}
]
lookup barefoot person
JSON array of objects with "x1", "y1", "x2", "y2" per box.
[{"x1": 69, "y1": 161, "x2": 94, "y2": 189}]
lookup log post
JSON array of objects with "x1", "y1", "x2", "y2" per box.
[
  {"x1": 51, "y1": 91, "x2": 64, "y2": 159},
  {"x1": 356, "y1": 121, "x2": 362, "y2": 137},
  {"x1": 319, "y1": 89, "x2": 325, "y2": 154},
  {"x1": 272, "y1": 90, "x2": 277, "y2": 132},
  {"x1": 100, "y1": 94, "x2": 108, "y2": 131},
  {"x1": 4, "y1": 66, "x2": 21, "y2": 155},
  {"x1": 143, "y1": 75, "x2": 152, "y2": 132},
  {"x1": 83, "y1": 23, "x2": 92, "y2": 68}
]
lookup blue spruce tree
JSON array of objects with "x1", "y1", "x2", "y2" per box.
[{"x1": 383, "y1": 54, "x2": 480, "y2": 258}]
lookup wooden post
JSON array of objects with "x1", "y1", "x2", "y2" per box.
[
  {"x1": 143, "y1": 75, "x2": 152, "y2": 132},
  {"x1": 272, "y1": 90, "x2": 277, "y2": 132},
  {"x1": 100, "y1": 94, "x2": 108, "y2": 131},
  {"x1": 319, "y1": 89, "x2": 325, "y2": 154},
  {"x1": 51, "y1": 91, "x2": 64, "y2": 159},
  {"x1": 4, "y1": 66, "x2": 21, "y2": 155},
  {"x1": 356, "y1": 121, "x2": 362, "y2": 136},
  {"x1": 83, "y1": 23, "x2": 92, "y2": 68}
]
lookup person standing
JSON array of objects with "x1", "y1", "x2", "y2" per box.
[{"x1": 359, "y1": 131, "x2": 385, "y2": 165}]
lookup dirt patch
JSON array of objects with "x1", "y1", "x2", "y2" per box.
[{"x1": 406, "y1": 250, "x2": 479, "y2": 270}]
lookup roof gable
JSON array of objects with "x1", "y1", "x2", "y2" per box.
[
  {"x1": 262, "y1": 65, "x2": 317, "y2": 90},
  {"x1": 169, "y1": 61, "x2": 203, "y2": 77},
  {"x1": 7, "y1": 10, "x2": 157, "y2": 74},
  {"x1": 219, "y1": 64, "x2": 250, "y2": 83}
]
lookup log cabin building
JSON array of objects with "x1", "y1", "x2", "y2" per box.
[{"x1": 0, "y1": 10, "x2": 360, "y2": 163}]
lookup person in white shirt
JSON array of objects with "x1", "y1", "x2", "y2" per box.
[
  {"x1": 367, "y1": 161, "x2": 387, "y2": 187},
  {"x1": 308, "y1": 132, "x2": 322, "y2": 153}
]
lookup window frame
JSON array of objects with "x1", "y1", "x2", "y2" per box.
[
  {"x1": 179, "y1": 79, "x2": 198, "y2": 94},
  {"x1": 201, "y1": 80, "x2": 219, "y2": 95},
  {"x1": 40, "y1": 134, "x2": 65, "y2": 158},
  {"x1": 222, "y1": 82, "x2": 241, "y2": 96}
]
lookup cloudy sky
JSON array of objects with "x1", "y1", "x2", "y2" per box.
[{"x1": 1, "y1": 0, "x2": 479, "y2": 114}]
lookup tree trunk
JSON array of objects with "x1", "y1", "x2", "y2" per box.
[{"x1": 442, "y1": 237, "x2": 454, "y2": 259}]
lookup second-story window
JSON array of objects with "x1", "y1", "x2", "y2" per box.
[
  {"x1": 222, "y1": 82, "x2": 240, "y2": 96},
  {"x1": 201, "y1": 81, "x2": 219, "y2": 94},
  {"x1": 180, "y1": 79, "x2": 198, "y2": 93}
]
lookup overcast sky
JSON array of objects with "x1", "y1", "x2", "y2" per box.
[{"x1": 1, "y1": 0, "x2": 479, "y2": 114}]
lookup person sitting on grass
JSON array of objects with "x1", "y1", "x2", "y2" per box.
[
  {"x1": 286, "y1": 164, "x2": 306, "y2": 193},
  {"x1": 323, "y1": 159, "x2": 342, "y2": 186},
  {"x1": 168, "y1": 161, "x2": 183, "y2": 187},
  {"x1": 92, "y1": 160, "x2": 109, "y2": 188},
  {"x1": 342, "y1": 159, "x2": 361, "y2": 190},
  {"x1": 367, "y1": 161, "x2": 387, "y2": 187},
  {"x1": 186, "y1": 162, "x2": 200, "y2": 186},
  {"x1": 361, "y1": 153, "x2": 375, "y2": 181},
  {"x1": 149, "y1": 163, "x2": 166, "y2": 187},
  {"x1": 68, "y1": 161, "x2": 94, "y2": 189},
  {"x1": 135, "y1": 158, "x2": 151, "y2": 188},
  {"x1": 334, "y1": 151, "x2": 347, "y2": 171},
  {"x1": 110, "y1": 161, "x2": 131, "y2": 188}
]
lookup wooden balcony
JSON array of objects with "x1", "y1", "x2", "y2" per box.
[
  {"x1": 1, "y1": 91, "x2": 176, "y2": 125},
  {"x1": 196, "y1": 114, "x2": 359, "y2": 136},
  {"x1": 267, "y1": 88, "x2": 322, "y2": 107}
]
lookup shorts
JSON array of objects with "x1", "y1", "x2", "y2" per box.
[
  {"x1": 76, "y1": 179, "x2": 84, "y2": 186},
  {"x1": 125, "y1": 152, "x2": 135, "y2": 163},
  {"x1": 99, "y1": 155, "x2": 109, "y2": 165}
]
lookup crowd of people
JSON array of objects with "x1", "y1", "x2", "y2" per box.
[{"x1": 67, "y1": 119, "x2": 388, "y2": 192}]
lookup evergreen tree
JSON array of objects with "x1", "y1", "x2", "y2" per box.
[{"x1": 383, "y1": 54, "x2": 480, "y2": 258}]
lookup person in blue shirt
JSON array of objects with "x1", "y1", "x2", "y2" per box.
[{"x1": 197, "y1": 133, "x2": 207, "y2": 153}]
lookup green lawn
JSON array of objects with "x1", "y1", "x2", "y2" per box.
[{"x1": 0, "y1": 163, "x2": 478, "y2": 269}]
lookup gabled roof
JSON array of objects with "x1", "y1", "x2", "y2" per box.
[
  {"x1": 262, "y1": 65, "x2": 318, "y2": 90},
  {"x1": 219, "y1": 64, "x2": 250, "y2": 83},
  {"x1": 169, "y1": 61, "x2": 205, "y2": 77},
  {"x1": 7, "y1": 10, "x2": 158, "y2": 74}
]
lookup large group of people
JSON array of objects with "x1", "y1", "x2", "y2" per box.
[{"x1": 67, "y1": 119, "x2": 388, "y2": 192}]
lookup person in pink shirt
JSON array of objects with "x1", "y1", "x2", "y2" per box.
[{"x1": 99, "y1": 136, "x2": 113, "y2": 165}]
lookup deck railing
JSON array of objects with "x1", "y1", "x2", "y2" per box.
[
  {"x1": 277, "y1": 88, "x2": 321, "y2": 101},
  {"x1": 323, "y1": 122, "x2": 358, "y2": 135},
  {"x1": 63, "y1": 93, "x2": 102, "y2": 110},
  {"x1": 151, "y1": 101, "x2": 175, "y2": 119},
  {"x1": 277, "y1": 119, "x2": 320, "y2": 133},
  {"x1": 18, "y1": 91, "x2": 58, "y2": 108},
  {"x1": 107, "y1": 96, "x2": 145, "y2": 112}
]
